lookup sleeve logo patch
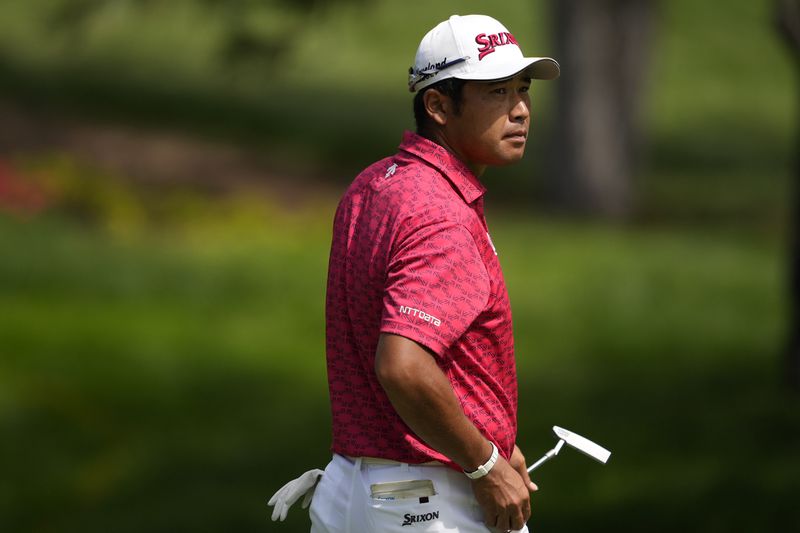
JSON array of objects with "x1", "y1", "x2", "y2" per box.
[{"x1": 399, "y1": 305, "x2": 441, "y2": 327}]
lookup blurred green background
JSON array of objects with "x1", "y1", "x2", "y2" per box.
[{"x1": 1, "y1": 0, "x2": 798, "y2": 532}]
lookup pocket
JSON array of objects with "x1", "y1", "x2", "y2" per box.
[
  {"x1": 366, "y1": 479, "x2": 446, "y2": 532},
  {"x1": 370, "y1": 479, "x2": 436, "y2": 500}
]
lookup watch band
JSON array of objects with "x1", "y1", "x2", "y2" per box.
[{"x1": 464, "y1": 441, "x2": 499, "y2": 480}]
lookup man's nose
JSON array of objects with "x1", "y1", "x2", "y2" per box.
[{"x1": 511, "y1": 95, "x2": 530, "y2": 123}]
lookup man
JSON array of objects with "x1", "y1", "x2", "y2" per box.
[{"x1": 270, "y1": 13, "x2": 559, "y2": 532}]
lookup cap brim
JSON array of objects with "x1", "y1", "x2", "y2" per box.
[{"x1": 455, "y1": 57, "x2": 560, "y2": 83}]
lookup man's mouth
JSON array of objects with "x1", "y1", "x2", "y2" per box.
[{"x1": 504, "y1": 130, "x2": 528, "y2": 141}]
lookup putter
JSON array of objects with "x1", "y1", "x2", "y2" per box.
[{"x1": 527, "y1": 426, "x2": 611, "y2": 473}]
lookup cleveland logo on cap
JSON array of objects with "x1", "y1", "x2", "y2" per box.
[{"x1": 475, "y1": 32, "x2": 518, "y2": 60}]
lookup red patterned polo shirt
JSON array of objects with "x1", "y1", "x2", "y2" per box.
[{"x1": 325, "y1": 131, "x2": 518, "y2": 469}]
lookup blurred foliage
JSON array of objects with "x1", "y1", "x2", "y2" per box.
[
  {"x1": 0, "y1": 0, "x2": 793, "y2": 218},
  {"x1": 0, "y1": 1, "x2": 561, "y2": 202},
  {"x1": 0, "y1": 0, "x2": 798, "y2": 532},
  {"x1": 42, "y1": 0, "x2": 366, "y2": 68},
  {"x1": 16, "y1": 154, "x2": 148, "y2": 232},
  {"x1": 0, "y1": 154, "x2": 332, "y2": 238},
  {"x1": 642, "y1": 0, "x2": 795, "y2": 225},
  {"x1": 1, "y1": 190, "x2": 798, "y2": 531}
]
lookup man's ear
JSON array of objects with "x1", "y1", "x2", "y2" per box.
[{"x1": 422, "y1": 89, "x2": 451, "y2": 127}]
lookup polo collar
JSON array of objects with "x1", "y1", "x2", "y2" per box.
[{"x1": 399, "y1": 131, "x2": 486, "y2": 205}]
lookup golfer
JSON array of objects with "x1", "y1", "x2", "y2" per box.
[{"x1": 312, "y1": 14, "x2": 559, "y2": 533}]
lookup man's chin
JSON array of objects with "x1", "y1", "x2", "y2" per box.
[{"x1": 493, "y1": 150, "x2": 526, "y2": 167}]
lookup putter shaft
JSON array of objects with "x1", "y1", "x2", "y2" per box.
[{"x1": 526, "y1": 454, "x2": 551, "y2": 473}]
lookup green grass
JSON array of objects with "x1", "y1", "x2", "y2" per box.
[
  {"x1": 1, "y1": 207, "x2": 797, "y2": 532},
  {"x1": 0, "y1": 212, "x2": 333, "y2": 532}
]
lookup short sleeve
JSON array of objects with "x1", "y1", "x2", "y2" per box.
[{"x1": 380, "y1": 221, "x2": 490, "y2": 356}]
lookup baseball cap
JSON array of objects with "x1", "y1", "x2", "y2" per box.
[{"x1": 408, "y1": 14, "x2": 560, "y2": 92}]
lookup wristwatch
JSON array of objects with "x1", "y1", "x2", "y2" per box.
[{"x1": 464, "y1": 441, "x2": 499, "y2": 480}]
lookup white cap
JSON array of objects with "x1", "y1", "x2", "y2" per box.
[{"x1": 409, "y1": 14, "x2": 560, "y2": 92}]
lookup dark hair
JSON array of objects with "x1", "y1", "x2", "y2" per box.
[{"x1": 413, "y1": 78, "x2": 467, "y2": 134}]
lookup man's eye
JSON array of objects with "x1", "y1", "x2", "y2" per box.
[
  {"x1": 493, "y1": 88, "x2": 507, "y2": 95},
  {"x1": 520, "y1": 85, "x2": 531, "y2": 93}
]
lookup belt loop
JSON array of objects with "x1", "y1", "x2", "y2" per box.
[{"x1": 345, "y1": 457, "x2": 362, "y2": 532}]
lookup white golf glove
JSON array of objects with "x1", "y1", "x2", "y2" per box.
[{"x1": 267, "y1": 468, "x2": 324, "y2": 522}]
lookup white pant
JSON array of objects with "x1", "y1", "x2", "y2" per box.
[{"x1": 309, "y1": 454, "x2": 529, "y2": 533}]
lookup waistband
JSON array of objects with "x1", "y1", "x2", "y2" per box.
[{"x1": 341, "y1": 454, "x2": 444, "y2": 467}]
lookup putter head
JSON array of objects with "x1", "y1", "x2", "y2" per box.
[{"x1": 553, "y1": 426, "x2": 611, "y2": 464}]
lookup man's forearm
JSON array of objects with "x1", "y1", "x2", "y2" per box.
[
  {"x1": 375, "y1": 333, "x2": 534, "y2": 530},
  {"x1": 374, "y1": 333, "x2": 493, "y2": 471}
]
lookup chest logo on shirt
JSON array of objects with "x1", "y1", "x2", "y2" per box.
[
  {"x1": 385, "y1": 163, "x2": 398, "y2": 179},
  {"x1": 399, "y1": 305, "x2": 441, "y2": 327}
]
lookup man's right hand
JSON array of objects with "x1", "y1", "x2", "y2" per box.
[{"x1": 471, "y1": 455, "x2": 532, "y2": 531}]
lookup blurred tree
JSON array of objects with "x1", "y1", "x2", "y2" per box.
[
  {"x1": 200, "y1": 0, "x2": 332, "y2": 66},
  {"x1": 44, "y1": 0, "x2": 365, "y2": 67},
  {"x1": 549, "y1": 0, "x2": 657, "y2": 218},
  {"x1": 776, "y1": 0, "x2": 800, "y2": 390}
]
